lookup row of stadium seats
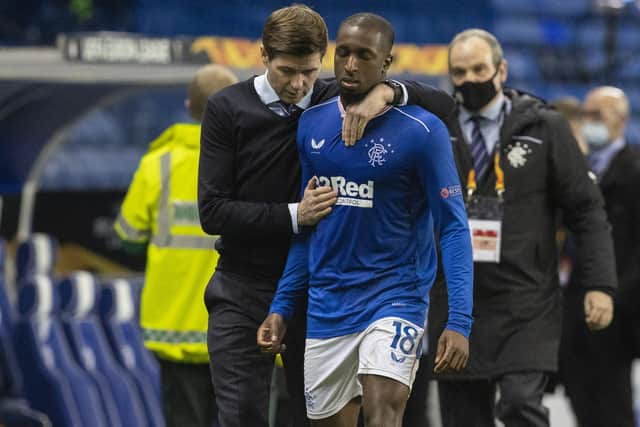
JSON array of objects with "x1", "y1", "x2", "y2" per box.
[
  {"x1": 492, "y1": 0, "x2": 605, "y2": 17},
  {"x1": 1, "y1": 234, "x2": 164, "y2": 426},
  {"x1": 495, "y1": 16, "x2": 640, "y2": 48}
]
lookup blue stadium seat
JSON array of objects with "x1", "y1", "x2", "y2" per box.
[
  {"x1": 0, "y1": 278, "x2": 21, "y2": 398},
  {"x1": 99, "y1": 279, "x2": 164, "y2": 427},
  {"x1": 100, "y1": 279, "x2": 160, "y2": 393},
  {"x1": 494, "y1": 17, "x2": 545, "y2": 46},
  {"x1": 539, "y1": 19, "x2": 575, "y2": 47},
  {"x1": 581, "y1": 50, "x2": 608, "y2": 78},
  {"x1": 495, "y1": 17, "x2": 573, "y2": 47},
  {"x1": 491, "y1": 0, "x2": 539, "y2": 15},
  {"x1": 58, "y1": 272, "x2": 147, "y2": 427},
  {"x1": 540, "y1": 0, "x2": 590, "y2": 17},
  {"x1": 620, "y1": 86, "x2": 640, "y2": 115},
  {"x1": 0, "y1": 238, "x2": 5, "y2": 275},
  {"x1": 504, "y1": 49, "x2": 541, "y2": 81},
  {"x1": 627, "y1": 118, "x2": 640, "y2": 145},
  {"x1": 618, "y1": 56, "x2": 640, "y2": 82},
  {"x1": 576, "y1": 20, "x2": 606, "y2": 49},
  {"x1": 618, "y1": 23, "x2": 640, "y2": 50},
  {"x1": 16, "y1": 234, "x2": 57, "y2": 284},
  {"x1": 14, "y1": 275, "x2": 107, "y2": 427},
  {"x1": 0, "y1": 240, "x2": 52, "y2": 426}
]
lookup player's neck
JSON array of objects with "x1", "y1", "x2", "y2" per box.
[{"x1": 340, "y1": 92, "x2": 367, "y2": 108}]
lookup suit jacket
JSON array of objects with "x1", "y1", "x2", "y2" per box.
[
  {"x1": 588, "y1": 145, "x2": 640, "y2": 314},
  {"x1": 428, "y1": 88, "x2": 617, "y2": 378}
]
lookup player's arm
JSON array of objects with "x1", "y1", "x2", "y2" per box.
[
  {"x1": 258, "y1": 126, "x2": 315, "y2": 353},
  {"x1": 258, "y1": 231, "x2": 310, "y2": 353},
  {"x1": 319, "y1": 78, "x2": 454, "y2": 145},
  {"x1": 415, "y1": 116, "x2": 473, "y2": 373}
]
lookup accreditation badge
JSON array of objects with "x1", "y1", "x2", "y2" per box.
[{"x1": 466, "y1": 196, "x2": 503, "y2": 263}]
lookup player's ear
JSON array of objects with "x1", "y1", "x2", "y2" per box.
[
  {"x1": 382, "y1": 54, "x2": 393, "y2": 74},
  {"x1": 260, "y1": 45, "x2": 269, "y2": 68}
]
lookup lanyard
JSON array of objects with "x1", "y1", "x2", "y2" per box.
[{"x1": 466, "y1": 149, "x2": 505, "y2": 200}]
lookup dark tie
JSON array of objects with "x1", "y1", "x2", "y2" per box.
[
  {"x1": 267, "y1": 100, "x2": 299, "y2": 117},
  {"x1": 469, "y1": 116, "x2": 490, "y2": 181}
]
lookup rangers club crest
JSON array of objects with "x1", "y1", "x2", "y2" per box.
[
  {"x1": 505, "y1": 141, "x2": 533, "y2": 168},
  {"x1": 365, "y1": 137, "x2": 394, "y2": 167}
]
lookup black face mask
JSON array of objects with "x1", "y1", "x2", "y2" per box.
[{"x1": 453, "y1": 67, "x2": 500, "y2": 112}]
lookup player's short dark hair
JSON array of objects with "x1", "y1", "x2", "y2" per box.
[
  {"x1": 339, "y1": 13, "x2": 395, "y2": 54},
  {"x1": 262, "y1": 4, "x2": 328, "y2": 60}
]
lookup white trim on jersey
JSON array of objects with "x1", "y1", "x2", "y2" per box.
[{"x1": 392, "y1": 107, "x2": 432, "y2": 134}]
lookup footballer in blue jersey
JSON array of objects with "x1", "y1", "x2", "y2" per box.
[{"x1": 258, "y1": 13, "x2": 474, "y2": 425}]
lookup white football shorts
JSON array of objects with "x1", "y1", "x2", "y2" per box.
[{"x1": 303, "y1": 316, "x2": 424, "y2": 420}]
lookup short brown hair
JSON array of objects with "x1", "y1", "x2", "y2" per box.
[
  {"x1": 262, "y1": 4, "x2": 328, "y2": 60},
  {"x1": 188, "y1": 64, "x2": 238, "y2": 121}
]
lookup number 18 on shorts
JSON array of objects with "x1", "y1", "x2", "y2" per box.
[{"x1": 303, "y1": 317, "x2": 425, "y2": 419}]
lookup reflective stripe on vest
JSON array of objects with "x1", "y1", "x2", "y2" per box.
[
  {"x1": 143, "y1": 328, "x2": 207, "y2": 344},
  {"x1": 116, "y1": 213, "x2": 149, "y2": 242},
  {"x1": 150, "y1": 151, "x2": 218, "y2": 250}
]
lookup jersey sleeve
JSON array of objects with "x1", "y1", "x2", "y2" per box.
[
  {"x1": 269, "y1": 116, "x2": 314, "y2": 321},
  {"x1": 414, "y1": 116, "x2": 474, "y2": 338}
]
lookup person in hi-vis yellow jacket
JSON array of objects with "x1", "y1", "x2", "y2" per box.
[{"x1": 115, "y1": 64, "x2": 237, "y2": 427}]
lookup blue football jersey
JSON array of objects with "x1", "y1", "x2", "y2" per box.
[{"x1": 270, "y1": 97, "x2": 473, "y2": 339}]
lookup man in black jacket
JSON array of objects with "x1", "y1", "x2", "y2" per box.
[
  {"x1": 197, "y1": 5, "x2": 456, "y2": 427},
  {"x1": 559, "y1": 86, "x2": 640, "y2": 427},
  {"x1": 427, "y1": 29, "x2": 617, "y2": 427}
]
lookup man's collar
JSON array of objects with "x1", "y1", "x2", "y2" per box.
[
  {"x1": 253, "y1": 71, "x2": 313, "y2": 109},
  {"x1": 591, "y1": 137, "x2": 625, "y2": 157},
  {"x1": 459, "y1": 92, "x2": 505, "y2": 123}
]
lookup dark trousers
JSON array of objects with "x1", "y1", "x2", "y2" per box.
[
  {"x1": 438, "y1": 372, "x2": 549, "y2": 427},
  {"x1": 559, "y1": 290, "x2": 636, "y2": 427},
  {"x1": 158, "y1": 358, "x2": 216, "y2": 427},
  {"x1": 205, "y1": 270, "x2": 308, "y2": 427}
]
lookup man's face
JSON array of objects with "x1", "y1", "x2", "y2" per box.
[
  {"x1": 334, "y1": 24, "x2": 391, "y2": 97},
  {"x1": 262, "y1": 49, "x2": 322, "y2": 104},
  {"x1": 449, "y1": 37, "x2": 506, "y2": 90},
  {"x1": 583, "y1": 93, "x2": 625, "y2": 142}
]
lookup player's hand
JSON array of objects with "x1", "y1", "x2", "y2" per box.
[
  {"x1": 342, "y1": 83, "x2": 394, "y2": 146},
  {"x1": 257, "y1": 313, "x2": 288, "y2": 354},
  {"x1": 298, "y1": 177, "x2": 337, "y2": 227},
  {"x1": 584, "y1": 290, "x2": 613, "y2": 330},
  {"x1": 434, "y1": 329, "x2": 469, "y2": 374}
]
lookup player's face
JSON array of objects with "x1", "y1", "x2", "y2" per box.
[
  {"x1": 261, "y1": 49, "x2": 322, "y2": 104},
  {"x1": 334, "y1": 25, "x2": 392, "y2": 96},
  {"x1": 449, "y1": 37, "x2": 506, "y2": 89}
]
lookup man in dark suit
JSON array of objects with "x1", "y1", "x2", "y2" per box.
[
  {"x1": 560, "y1": 86, "x2": 640, "y2": 427},
  {"x1": 427, "y1": 29, "x2": 617, "y2": 427}
]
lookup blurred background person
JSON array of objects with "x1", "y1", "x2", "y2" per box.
[
  {"x1": 551, "y1": 97, "x2": 589, "y2": 155},
  {"x1": 550, "y1": 97, "x2": 587, "y2": 291},
  {"x1": 114, "y1": 64, "x2": 238, "y2": 427},
  {"x1": 427, "y1": 28, "x2": 617, "y2": 427},
  {"x1": 559, "y1": 86, "x2": 640, "y2": 427}
]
